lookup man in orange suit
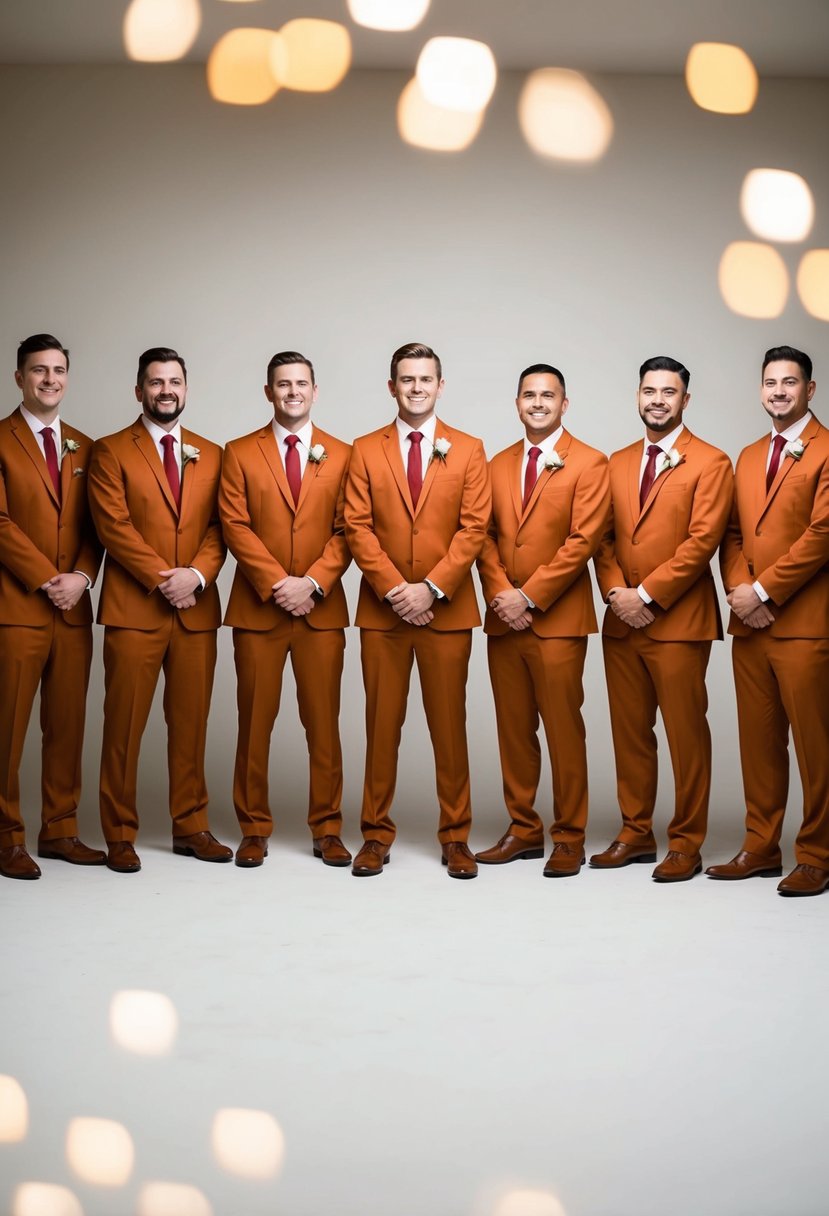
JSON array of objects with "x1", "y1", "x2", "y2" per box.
[
  {"x1": 592, "y1": 355, "x2": 733, "y2": 881},
  {"x1": 476, "y1": 363, "x2": 610, "y2": 877},
  {"x1": 344, "y1": 342, "x2": 490, "y2": 878},
  {"x1": 219, "y1": 351, "x2": 352, "y2": 869},
  {"x1": 88, "y1": 347, "x2": 231, "y2": 873},
  {"x1": 710, "y1": 345, "x2": 829, "y2": 896},
  {"x1": 0, "y1": 334, "x2": 103, "y2": 879}
]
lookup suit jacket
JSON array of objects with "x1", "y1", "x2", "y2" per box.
[
  {"x1": 220, "y1": 424, "x2": 351, "y2": 631},
  {"x1": 478, "y1": 429, "x2": 610, "y2": 638},
  {"x1": 344, "y1": 419, "x2": 490, "y2": 631},
  {"x1": 88, "y1": 418, "x2": 225, "y2": 632},
  {"x1": 721, "y1": 414, "x2": 829, "y2": 638},
  {"x1": 0, "y1": 408, "x2": 101, "y2": 626},
  {"x1": 594, "y1": 426, "x2": 733, "y2": 642}
]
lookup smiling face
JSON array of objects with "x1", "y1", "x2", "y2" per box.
[
  {"x1": 15, "y1": 349, "x2": 67, "y2": 421},
  {"x1": 135, "y1": 360, "x2": 187, "y2": 431},
  {"x1": 516, "y1": 372, "x2": 568, "y2": 442},
  {"x1": 388, "y1": 356, "x2": 444, "y2": 427},
  {"x1": 265, "y1": 362, "x2": 318, "y2": 432},
  {"x1": 637, "y1": 370, "x2": 689, "y2": 441},
  {"x1": 761, "y1": 359, "x2": 815, "y2": 432}
]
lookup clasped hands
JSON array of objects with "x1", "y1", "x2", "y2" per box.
[
  {"x1": 273, "y1": 575, "x2": 316, "y2": 616},
  {"x1": 607, "y1": 587, "x2": 655, "y2": 629},
  {"x1": 726, "y1": 583, "x2": 775, "y2": 629},
  {"x1": 40, "y1": 572, "x2": 88, "y2": 612},
  {"x1": 158, "y1": 567, "x2": 201, "y2": 610},
  {"x1": 490, "y1": 588, "x2": 532, "y2": 631},
  {"x1": 387, "y1": 581, "x2": 435, "y2": 626}
]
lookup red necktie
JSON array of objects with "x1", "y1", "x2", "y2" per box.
[
  {"x1": 40, "y1": 426, "x2": 61, "y2": 502},
  {"x1": 160, "y1": 434, "x2": 181, "y2": 508},
  {"x1": 522, "y1": 446, "x2": 541, "y2": 510},
  {"x1": 407, "y1": 432, "x2": 423, "y2": 508},
  {"x1": 766, "y1": 433, "x2": 787, "y2": 492},
  {"x1": 639, "y1": 443, "x2": 662, "y2": 510},
  {"x1": 285, "y1": 434, "x2": 301, "y2": 506}
]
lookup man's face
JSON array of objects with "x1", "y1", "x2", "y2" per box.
[
  {"x1": 389, "y1": 357, "x2": 444, "y2": 427},
  {"x1": 516, "y1": 372, "x2": 568, "y2": 442},
  {"x1": 761, "y1": 360, "x2": 815, "y2": 432},
  {"x1": 14, "y1": 349, "x2": 67, "y2": 419},
  {"x1": 637, "y1": 370, "x2": 689, "y2": 437},
  {"x1": 265, "y1": 362, "x2": 318, "y2": 431},
  {"x1": 135, "y1": 360, "x2": 187, "y2": 429}
]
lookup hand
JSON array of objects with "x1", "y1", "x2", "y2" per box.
[
  {"x1": 41, "y1": 572, "x2": 88, "y2": 612},
  {"x1": 387, "y1": 582, "x2": 436, "y2": 623},
  {"x1": 273, "y1": 575, "x2": 317, "y2": 614},
  {"x1": 727, "y1": 584, "x2": 766, "y2": 624},
  {"x1": 743, "y1": 604, "x2": 775, "y2": 629},
  {"x1": 491, "y1": 588, "x2": 531, "y2": 624},
  {"x1": 158, "y1": 567, "x2": 201, "y2": 609},
  {"x1": 608, "y1": 587, "x2": 655, "y2": 629},
  {"x1": 509, "y1": 610, "x2": 533, "y2": 631}
]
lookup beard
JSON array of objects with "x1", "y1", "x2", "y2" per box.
[{"x1": 143, "y1": 394, "x2": 185, "y2": 424}]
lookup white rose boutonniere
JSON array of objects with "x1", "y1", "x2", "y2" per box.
[
  {"x1": 542, "y1": 451, "x2": 565, "y2": 473},
  {"x1": 785, "y1": 438, "x2": 805, "y2": 462},
  {"x1": 431, "y1": 437, "x2": 452, "y2": 464},
  {"x1": 308, "y1": 444, "x2": 327, "y2": 464},
  {"x1": 61, "y1": 438, "x2": 80, "y2": 458},
  {"x1": 658, "y1": 449, "x2": 684, "y2": 476},
  {"x1": 72, "y1": 468, "x2": 85, "y2": 477},
  {"x1": 181, "y1": 443, "x2": 200, "y2": 465}
]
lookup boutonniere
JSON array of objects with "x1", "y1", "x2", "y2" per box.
[
  {"x1": 308, "y1": 444, "x2": 327, "y2": 464},
  {"x1": 785, "y1": 438, "x2": 805, "y2": 462},
  {"x1": 658, "y1": 449, "x2": 684, "y2": 475},
  {"x1": 181, "y1": 443, "x2": 200, "y2": 465},
  {"x1": 430, "y1": 437, "x2": 452, "y2": 464},
  {"x1": 73, "y1": 467, "x2": 85, "y2": 477},
  {"x1": 61, "y1": 438, "x2": 80, "y2": 458},
  {"x1": 541, "y1": 450, "x2": 565, "y2": 473}
]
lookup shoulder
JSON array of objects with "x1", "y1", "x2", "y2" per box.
[
  {"x1": 608, "y1": 438, "x2": 642, "y2": 465},
  {"x1": 62, "y1": 420, "x2": 94, "y2": 446},
  {"x1": 92, "y1": 423, "x2": 137, "y2": 453},
  {"x1": 562, "y1": 431, "x2": 608, "y2": 466},
  {"x1": 181, "y1": 430, "x2": 222, "y2": 458},
  {"x1": 311, "y1": 427, "x2": 351, "y2": 458},
  {"x1": 490, "y1": 440, "x2": 523, "y2": 469},
  {"x1": 224, "y1": 427, "x2": 270, "y2": 455}
]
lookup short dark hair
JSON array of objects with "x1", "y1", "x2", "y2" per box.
[
  {"x1": 136, "y1": 347, "x2": 187, "y2": 387},
  {"x1": 517, "y1": 363, "x2": 566, "y2": 396},
  {"x1": 390, "y1": 342, "x2": 442, "y2": 382},
  {"x1": 17, "y1": 333, "x2": 69, "y2": 372},
  {"x1": 267, "y1": 351, "x2": 315, "y2": 385},
  {"x1": 762, "y1": 345, "x2": 812, "y2": 381},
  {"x1": 639, "y1": 355, "x2": 690, "y2": 391}
]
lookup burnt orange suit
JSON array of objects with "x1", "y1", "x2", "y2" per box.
[
  {"x1": 0, "y1": 410, "x2": 102, "y2": 846},
  {"x1": 478, "y1": 430, "x2": 610, "y2": 846},
  {"x1": 219, "y1": 425, "x2": 351, "y2": 839},
  {"x1": 594, "y1": 427, "x2": 733, "y2": 854},
  {"x1": 721, "y1": 415, "x2": 829, "y2": 867},
  {"x1": 88, "y1": 419, "x2": 225, "y2": 842},
  {"x1": 344, "y1": 420, "x2": 490, "y2": 845}
]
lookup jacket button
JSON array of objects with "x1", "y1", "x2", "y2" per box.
[{"x1": 632, "y1": 539, "x2": 639, "y2": 545}]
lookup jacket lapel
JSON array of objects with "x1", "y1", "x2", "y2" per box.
[
  {"x1": 508, "y1": 441, "x2": 523, "y2": 522},
  {"x1": 296, "y1": 427, "x2": 324, "y2": 514},
  {"x1": 521, "y1": 430, "x2": 571, "y2": 520},
  {"x1": 59, "y1": 424, "x2": 82, "y2": 511},
  {"x1": 258, "y1": 427, "x2": 296, "y2": 513},
  {"x1": 414, "y1": 423, "x2": 447, "y2": 519},
  {"x1": 636, "y1": 428, "x2": 691, "y2": 527},
  {"x1": 382, "y1": 425, "x2": 415, "y2": 517},
  {"x1": 132, "y1": 418, "x2": 178, "y2": 515},
  {"x1": 760, "y1": 416, "x2": 819, "y2": 517},
  {"x1": 179, "y1": 429, "x2": 200, "y2": 520},
  {"x1": 10, "y1": 408, "x2": 60, "y2": 507}
]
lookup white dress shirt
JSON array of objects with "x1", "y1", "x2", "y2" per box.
[
  {"x1": 272, "y1": 417, "x2": 313, "y2": 477},
  {"x1": 140, "y1": 415, "x2": 204, "y2": 590},
  {"x1": 636, "y1": 423, "x2": 685, "y2": 604},
  {"x1": 393, "y1": 413, "x2": 444, "y2": 598}
]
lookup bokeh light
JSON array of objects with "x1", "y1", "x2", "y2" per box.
[
  {"x1": 123, "y1": 0, "x2": 201, "y2": 63},
  {"x1": 398, "y1": 77, "x2": 484, "y2": 152},
  {"x1": 685, "y1": 42, "x2": 758, "y2": 114},
  {"x1": 494, "y1": 1190, "x2": 567, "y2": 1216},
  {"x1": 0, "y1": 1075, "x2": 28, "y2": 1141},
  {"x1": 519, "y1": 68, "x2": 613, "y2": 161},
  {"x1": 12, "y1": 1183, "x2": 84, "y2": 1216},
  {"x1": 718, "y1": 241, "x2": 789, "y2": 318},
  {"x1": 65, "y1": 1118, "x2": 134, "y2": 1186},
  {"x1": 110, "y1": 989, "x2": 179, "y2": 1056},
  {"x1": 136, "y1": 1182, "x2": 213, "y2": 1216},
  {"x1": 740, "y1": 169, "x2": 815, "y2": 242},
  {"x1": 416, "y1": 37, "x2": 497, "y2": 113},
  {"x1": 211, "y1": 1108, "x2": 285, "y2": 1179},
  {"x1": 270, "y1": 19, "x2": 352, "y2": 92},
  {"x1": 347, "y1": 0, "x2": 430, "y2": 30},
  {"x1": 207, "y1": 28, "x2": 281, "y2": 105},
  {"x1": 797, "y1": 250, "x2": 829, "y2": 322}
]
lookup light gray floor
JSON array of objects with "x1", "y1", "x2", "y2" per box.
[{"x1": 3, "y1": 817, "x2": 827, "y2": 1216}]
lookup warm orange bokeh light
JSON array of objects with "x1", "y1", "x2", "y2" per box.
[
  {"x1": 519, "y1": 68, "x2": 613, "y2": 162},
  {"x1": 65, "y1": 1117, "x2": 135, "y2": 1186},
  {"x1": 211, "y1": 1108, "x2": 285, "y2": 1178},
  {"x1": 797, "y1": 250, "x2": 829, "y2": 322},
  {"x1": 685, "y1": 42, "x2": 758, "y2": 114},
  {"x1": 207, "y1": 28, "x2": 281, "y2": 105},
  {"x1": 397, "y1": 77, "x2": 484, "y2": 152},
  {"x1": 123, "y1": 0, "x2": 201, "y2": 63},
  {"x1": 0, "y1": 1075, "x2": 28, "y2": 1142},
  {"x1": 270, "y1": 19, "x2": 351, "y2": 92},
  {"x1": 718, "y1": 242, "x2": 789, "y2": 319}
]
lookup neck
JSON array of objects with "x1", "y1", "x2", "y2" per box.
[
  {"x1": 24, "y1": 401, "x2": 59, "y2": 427},
  {"x1": 398, "y1": 409, "x2": 434, "y2": 429}
]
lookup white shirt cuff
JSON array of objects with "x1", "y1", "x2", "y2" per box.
[
  {"x1": 189, "y1": 567, "x2": 206, "y2": 592},
  {"x1": 637, "y1": 584, "x2": 652, "y2": 604},
  {"x1": 424, "y1": 579, "x2": 445, "y2": 600},
  {"x1": 752, "y1": 580, "x2": 769, "y2": 602}
]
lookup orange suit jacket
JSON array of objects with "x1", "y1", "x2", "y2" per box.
[
  {"x1": 344, "y1": 419, "x2": 490, "y2": 630},
  {"x1": 594, "y1": 427, "x2": 733, "y2": 641},
  {"x1": 88, "y1": 418, "x2": 225, "y2": 631},
  {"x1": 220, "y1": 424, "x2": 351, "y2": 630},
  {"x1": 0, "y1": 408, "x2": 101, "y2": 625},
  {"x1": 478, "y1": 429, "x2": 610, "y2": 638},
  {"x1": 721, "y1": 414, "x2": 829, "y2": 638}
]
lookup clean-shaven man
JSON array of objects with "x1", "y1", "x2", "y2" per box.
[
  {"x1": 220, "y1": 351, "x2": 352, "y2": 868},
  {"x1": 592, "y1": 355, "x2": 733, "y2": 881},
  {"x1": 88, "y1": 347, "x2": 231, "y2": 872}
]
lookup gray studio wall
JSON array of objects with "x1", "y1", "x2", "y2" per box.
[{"x1": 2, "y1": 64, "x2": 827, "y2": 848}]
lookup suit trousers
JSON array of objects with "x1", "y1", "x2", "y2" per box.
[
  {"x1": 487, "y1": 631, "x2": 588, "y2": 844},
  {"x1": 732, "y1": 633, "x2": 829, "y2": 868},
  {"x1": 232, "y1": 622, "x2": 345, "y2": 837},
  {"x1": 603, "y1": 632, "x2": 712, "y2": 854},
  {"x1": 359, "y1": 623, "x2": 473, "y2": 845},
  {"x1": 99, "y1": 617, "x2": 216, "y2": 841},
  {"x1": 0, "y1": 617, "x2": 93, "y2": 846}
]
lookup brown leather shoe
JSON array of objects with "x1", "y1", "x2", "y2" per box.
[
  {"x1": 652, "y1": 851, "x2": 702, "y2": 882},
  {"x1": 777, "y1": 863, "x2": 829, "y2": 897},
  {"x1": 442, "y1": 842, "x2": 478, "y2": 879},
  {"x1": 706, "y1": 850, "x2": 783, "y2": 880},
  {"x1": 0, "y1": 845, "x2": 41, "y2": 880},
  {"x1": 543, "y1": 842, "x2": 585, "y2": 877},
  {"x1": 475, "y1": 832, "x2": 545, "y2": 864},
  {"x1": 589, "y1": 839, "x2": 657, "y2": 868},
  {"x1": 37, "y1": 836, "x2": 106, "y2": 865},
  {"x1": 173, "y1": 831, "x2": 233, "y2": 862},
  {"x1": 106, "y1": 842, "x2": 141, "y2": 873},
  {"x1": 313, "y1": 835, "x2": 352, "y2": 867},
  {"x1": 235, "y1": 836, "x2": 268, "y2": 868},
  {"x1": 352, "y1": 840, "x2": 389, "y2": 877}
]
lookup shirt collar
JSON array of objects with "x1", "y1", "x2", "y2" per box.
[
  {"x1": 525, "y1": 426, "x2": 563, "y2": 456},
  {"x1": 644, "y1": 423, "x2": 684, "y2": 454},
  {"x1": 273, "y1": 418, "x2": 314, "y2": 449},
  {"x1": 396, "y1": 414, "x2": 437, "y2": 445},
  {"x1": 142, "y1": 414, "x2": 182, "y2": 446},
  {"x1": 20, "y1": 402, "x2": 62, "y2": 442},
  {"x1": 770, "y1": 411, "x2": 812, "y2": 444}
]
